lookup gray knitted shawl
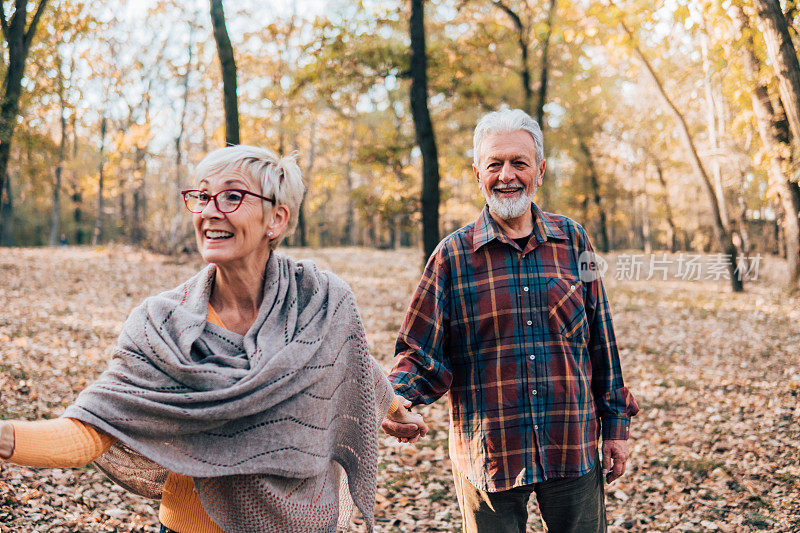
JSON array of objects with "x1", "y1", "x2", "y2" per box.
[{"x1": 63, "y1": 253, "x2": 394, "y2": 532}]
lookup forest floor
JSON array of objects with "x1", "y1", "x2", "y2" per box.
[{"x1": 0, "y1": 246, "x2": 798, "y2": 532}]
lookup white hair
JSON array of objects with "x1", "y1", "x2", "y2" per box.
[
  {"x1": 195, "y1": 145, "x2": 305, "y2": 249},
  {"x1": 473, "y1": 109, "x2": 544, "y2": 166}
]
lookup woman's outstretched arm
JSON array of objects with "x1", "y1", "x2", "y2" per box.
[{"x1": 0, "y1": 418, "x2": 115, "y2": 468}]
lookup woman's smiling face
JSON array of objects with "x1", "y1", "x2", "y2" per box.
[{"x1": 192, "y1": 168, "x2": 271, "y2": 268}]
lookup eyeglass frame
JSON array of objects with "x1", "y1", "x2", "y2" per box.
[{"x1": 180, "y1": 188, "x2": 276, "y2": 214}]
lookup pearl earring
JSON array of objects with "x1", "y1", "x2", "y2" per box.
[{"x1": 268, "y1": 231, "x2": 274, "y2": 237}]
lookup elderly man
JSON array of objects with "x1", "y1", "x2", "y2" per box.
[{"x1": 383, "y1": 109, "x2": 638, "y2": 532}]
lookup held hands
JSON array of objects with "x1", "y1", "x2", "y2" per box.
[
  {"x1": 381, "y1": 397, "x2": 429, "y2": 444},
  {"x1": 602, "y1": 439, "x2": 630, "y2": 483}
]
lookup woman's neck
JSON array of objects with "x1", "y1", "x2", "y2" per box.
[{"x1": 210, "y1": 252, "x2": 270, "y2": 333}]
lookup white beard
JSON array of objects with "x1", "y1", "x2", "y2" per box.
[{"x1": 484, "y1": 184, "x2": 537, "y2": 220}]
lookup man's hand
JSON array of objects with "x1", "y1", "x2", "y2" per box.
[
  {"x1": 602, "y1": 439, "x2": 630, "y2": 483},
  {"x1": 381, "y1": 398, "x2": 429, "y2": 444}
]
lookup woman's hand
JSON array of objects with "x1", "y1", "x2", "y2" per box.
[
  {"x1": 0, "y1": 422, "x2": 14, "y2": 459},
  {"x1": 381, "y1": 397, "x2": 429, "y2": 444}
]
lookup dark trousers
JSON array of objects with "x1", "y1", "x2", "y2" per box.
[{"x1": 453, "y1": 461, "x2": 607, "y2": 533}]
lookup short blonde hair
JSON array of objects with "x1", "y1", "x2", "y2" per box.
[{"x1": 195, "y1": 145, "x2": 305, "y2": 249}]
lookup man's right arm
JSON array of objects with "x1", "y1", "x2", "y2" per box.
[{"x1": 388, "y1": 243, "x2": 454, "y2": 407}]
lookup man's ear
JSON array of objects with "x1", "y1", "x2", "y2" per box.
[
  {"x1": 537, "y1": 159, "x2": 546, "y2": 187},
  {"x1": 473, "y1": 164, "x2": 480, "y2": 183}
]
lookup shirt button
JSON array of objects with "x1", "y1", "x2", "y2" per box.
[
  {"x1": 529, "y1": 354, "x2": 535, "y2": 360},
  {"x1": 534, "y1": 424, "x2": 539, "y2": 430},
  {"x1": 532, "y1": 389, "x2": 537, "y2": 395},
  {"x1": 526, "y1": 320, "x2": 532, "y2": 326},
  {"x1": 570, "y1": 284, "x2": 576, "y2": 290},
  {"x1": 523, "y1": 286, "x2": 529, "y2": 292}
]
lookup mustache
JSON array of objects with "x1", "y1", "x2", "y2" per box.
[{"x1": 491, "y1": 183, "x2": 524, "y2": 191}]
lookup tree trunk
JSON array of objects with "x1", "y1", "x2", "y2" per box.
[
  {"x1": 119, "y1": 185, "x2": 128, "y2": 240},
  {"x1": 49, "y1": 59, "x2": 68, "y2": 246},
  {"x1": 343, "y1": 122, "x2": 356, "y2": 246},
  {"x1": 753, "y1": 0, "x2": 800, "y2": 154},
  {"x1": 92, "y1": 117, "x2": 107, "y2": 246},
  {"x1": 72, "y1": 187, "x2": 83, "y2": 244},
  {"x1": 175, "y1": 23, "x2": 194, "y2": 195},
  {"x1": 791, "y1": 181, "x2": 800, "y2": 215},
  {"x1": 493, "y1": 1, "x2": 533, "y2": 114},
  {"x1": 578, "y1": 138, "x2": 610, "y2": 253},
  {"x1": 641, "y1": 169, "x2": 652, "y2": 254},
  {"x1": 131, "y1": 148, "x2": 147, "y2": 244},
  {"x1": 209, "y1": 0, "x2": 239, "y2": 146},
  {"x1": 69, "y1": 66, "x2": 83, "y2": 244},
  {"x1": 200, "y1": 89, "x2": 210, "y2": 154},
  {"x1": 651, "y1": 158, "x2": 678, "y2": 252},
  {"x1": 298, "y1": 122, "x2": 317, "y2": 247},
  {"x1": 409, "y1": 0, "x2": 441, "y2": 259},
  {"x1": 736, "y1": 174, "x2": 753, "y2": 263},
  {"x1": 390, "y1": 214, "x2": 398, "y2": 249},
  {"x1": 535, "y1": 0, "x2": 556, "y2": 128},
  {"x1": 621, "y1": 19, "x2": 742, "y2": 291},
  {"x1": 0, "y1": 174, "x2": 12, "y2": 245},
  {"x1": 580, "y1": 188, "x2": 589, "y2": 232},
  {"x1": 736, "y1": 7, "x2": 800, "y2": 290},
  {"x1": 701, "y1": 35, "x2": 730, "y2": 228},
  {"x1": 535, "y1": 0, "x2": 556, "y2": 209},
  {"x1": 0, "y1": 0, "x2": 49, "y2": 232}
]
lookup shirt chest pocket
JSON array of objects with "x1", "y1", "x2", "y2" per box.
[{"x1": 546, "y1": 278, "x2": 588, "y2": 340}]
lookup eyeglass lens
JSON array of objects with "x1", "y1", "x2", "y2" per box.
[{"x1": 185, "y1": 190, "x2": 244, "y2": 213}]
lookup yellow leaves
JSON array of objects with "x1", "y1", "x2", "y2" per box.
[
  {"x1": 601, "y1": 30, "x2": 631, "y2": 52},
  {"x1": 113, "y1": 123, "x2": 153, "y2": 153},
  {"x1": 674, "y1": 4, "x2": 691, "y2": 25}
]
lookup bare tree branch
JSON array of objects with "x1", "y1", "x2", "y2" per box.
[
  {"x1": 491, "y1": 1, "x2": 533, "y2": 113},
  {"x1": 24, "y1": 0, "x2": 49, "y2": 51},
  {"x1": 0, "y1": 3, "x2": 9, "y2": 41}
]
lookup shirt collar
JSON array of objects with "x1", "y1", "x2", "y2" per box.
[{"x1": 471, "y1": 203, "x2": 567, "y2": 252}]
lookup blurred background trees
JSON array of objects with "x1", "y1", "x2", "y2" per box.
[{"x1": 0, "y1": 0, "x2": 799, "y2": 289}]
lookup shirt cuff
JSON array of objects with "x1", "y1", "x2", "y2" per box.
[
  {"x1": 389, "y1": 381, "x2": 423, "y2": 405},
  {"x1": 601, "y1": 416, "x2": 631, "y2": 440}
]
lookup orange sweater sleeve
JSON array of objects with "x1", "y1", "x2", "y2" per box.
[
  {"x1": 387, "y1": 396, "x2": 400, "y2": 414},
  {"x1": 2, "y1": 307, "x2": 230, "y2": 469},
  {"x1": 7, "y1": 418, "x2": 116, "y2": 468}
]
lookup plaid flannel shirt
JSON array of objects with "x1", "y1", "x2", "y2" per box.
[{"x1": 389, "y1": 204, "x2": 638, "y2": 491}]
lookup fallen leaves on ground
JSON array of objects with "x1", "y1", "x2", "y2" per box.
[{"x1": 0, "y1": 246, "x2": 798, "y2": 532}]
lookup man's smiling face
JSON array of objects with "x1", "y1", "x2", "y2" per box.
[{"x1": 473, "y1": 130, "x2": 545, "y2": 221}]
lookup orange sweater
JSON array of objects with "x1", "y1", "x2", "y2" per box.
[{"x1": 5, "y1": 305, "x2": 400, "y2": 533}]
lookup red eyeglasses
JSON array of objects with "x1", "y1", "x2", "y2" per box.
[{"x1": 181, "y1": 189, "x2": 275, "y2": 213}]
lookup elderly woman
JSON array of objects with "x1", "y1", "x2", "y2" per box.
[{"x1": 0, "y1": 145, "x2": 426, "y2": 532}]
